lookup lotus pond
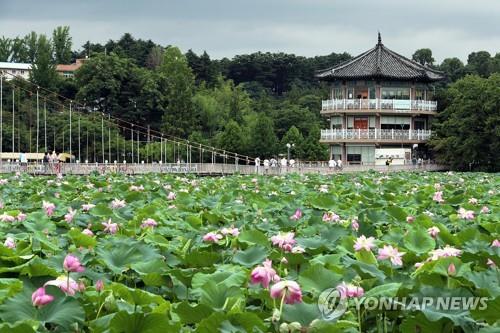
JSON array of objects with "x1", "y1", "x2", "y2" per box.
[{"x1": 0, "y1": 171, "x2": 498, "y2": 332}]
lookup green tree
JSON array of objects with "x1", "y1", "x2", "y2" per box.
[
  {"x1": 430, "y1": 74, "x2": 500, "y2": 171},
  {"x1": 439, "y1": 57, "x2": 465, "y2": 83},
  {"x1": 300, "y1": 125, "x2": 328, "y2": 161},
  {"x1": 158, "y1": 46, "x2": 196, "y2": 137},
  {"x1": 280, "y1": 126, "x2": 304, "y2": 158},
  {"x1": 249, "y1": 114, "x2": 277, "y2": 158},
  {"x1": 10, "y1": 37, "x2": 29, "y2": 62},
  {"x1": 465, "y1": 51, "x2": 493, "y2": 78},
  {"x1": 76, "y1": 53, "x2": 154, "y2": 125},
  {"x1": 217, "y1": 120, "x2": 246, "y2": 153},
  {"x1": 0, "y1": 37, "x2": 12, "y2": 61},
  {"x1": 52, "y1": 26, "x2": 72, "y2": 64},
  {"x1": 31, "y1": 34, "x2": 58, "y2": 90},
  {"x1": 25, "y1": 31, "x2": 39, "y2": 63},
  {"x1": 412, "y1": 48, "x2": 435, "y2": 66}
]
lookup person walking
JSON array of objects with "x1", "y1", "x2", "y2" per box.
[
  {"x1": 19, "y1": 151, "x2": 28, "y2": 172},
  {"x1": 328, "y1": 159, "x2": 337, "y2": 172},
  {"x1": 263, "y1": 159, "x2": 269, "y2": 174},
  {"x1": 254, "y1": 157, "x2": 261, "y2": 174}
]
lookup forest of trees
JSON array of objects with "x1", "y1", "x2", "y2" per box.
[{"x1": 0, "y1": 27, "x2": 499, "y2": 170}]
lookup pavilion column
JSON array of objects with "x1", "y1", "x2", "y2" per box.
[{"x1": 342, "y1": 143, "x2": 347, "y2": 164}]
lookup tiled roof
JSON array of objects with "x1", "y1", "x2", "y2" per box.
[
  {"x1": 56, "y1": 63, "x2": 81, "y2": 72},
  {"x1": 316, "y1": 34, "x2": 445, "y2": 82}
]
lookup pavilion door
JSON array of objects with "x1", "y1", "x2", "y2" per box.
[{"x1": 354, "y1": 117, "x2": 368, "y2": 129}]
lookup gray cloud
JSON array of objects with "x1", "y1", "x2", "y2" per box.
[{"x1": 0, "y1": 0, "x2": 499, "y2": 62}]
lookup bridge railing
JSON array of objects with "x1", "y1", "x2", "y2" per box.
[{"x1": 0, "y1": 162, "x2": 447, "y2": 175}]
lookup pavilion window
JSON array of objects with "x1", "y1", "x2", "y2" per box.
[
  {"x1": 381, "y1": 116, "x2": 411, "y2": 130},
  {"x1": 330, "y1": 116, "x2": 342, "y2": 129},
  {"x1": 369, "y1": 87, "x2": 376, "y2": 99},
  {"x1": 381, "y1": 87, "x2": 410, "y2": 100},
  {"x1": 347, "y1": 88, "x2": 355, "y2": 99}
]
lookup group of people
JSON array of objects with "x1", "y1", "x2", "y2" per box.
[
  {"x1": 254, "y1": 157, "x2": 296, "y2": 174},
  {"x1": 42, "y1": 151, "x2": 62, "y2": 164},
  {"x1": 328, "y1": 159, "x2": 343, "y2": 170}
]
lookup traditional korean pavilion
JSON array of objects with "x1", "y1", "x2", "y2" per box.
[{"x1": 316, "y1": 33, "x2": 445, "y2": 165}]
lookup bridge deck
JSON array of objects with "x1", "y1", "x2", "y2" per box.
[{"x1": 0, "y1": 162, "x2": 447, "y2": 175}]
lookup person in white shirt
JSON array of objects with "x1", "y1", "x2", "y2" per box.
[
  {"x1": 263, "y1": 159, "x2": 270, "y2": 173},
  {"x1": 336, "y1": 159, "x2": 343, "y2": 170},
  {"x1": 328, "y1": 159, "x2": 337, "y2": 170},
  {"x1": 254, "y1": 157, "x2": 261, "y2": 174},
  {"x1": 289, "y1": 159, "x2": 295, "y2": 167}
]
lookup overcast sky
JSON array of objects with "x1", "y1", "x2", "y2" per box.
[{"x1": 1, "y1": 0, "x2": 499, "y2": 63}]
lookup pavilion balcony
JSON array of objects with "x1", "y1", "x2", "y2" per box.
[
  {"x1": 320, "y1": 129, "x2": 432, "y2": 143},
  {"x1": 321, "y1": 99, "x2": 437, "y2": 115}
]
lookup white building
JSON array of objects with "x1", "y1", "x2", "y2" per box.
[{"x1": 0, "y1": 62, "x2": 32, "y2": 80}]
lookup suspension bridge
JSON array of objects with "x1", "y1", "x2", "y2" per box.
[
  {"x1": 0, "y1": 71, "x2": 446, "y2": 176},
  {"x1": 0, "y1": 70, "x2": 256, "y2": 172}
]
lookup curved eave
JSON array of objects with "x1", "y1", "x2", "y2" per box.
[{"x1": 316, "y1": 73, "x2": 444, "y2": 83}]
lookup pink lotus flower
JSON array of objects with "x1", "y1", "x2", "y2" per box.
[
  {"x1": 406, "y1": 216, "x2": 415, "y2": 223},
  {"x1": 427, "y1": 226, "x2": 440, "y2": 238},
  {"x1": 17, "y1": 212, "x2": 27, "y2": 222},
  {"x1": 141, "y1": 218, "x2": 158, "y2": 229},
  {"x1": 377, "y1": 245, "x2": 405, "y2": 266},
  {"x1": 44, "y1": 276, "x2": 82, "y2": 296},
  {"x1": 481, "y1": 206, "x2": 490, "y2": 214},
  {"x1": 43, "y1": 201, "x2": 56, "y2": 217},
  {"x1": 336, "y1": 282, "x2": 364, "y2": 299},
  {"x1": 95, "y1": 279, "x2": 104, "y2": 292},
  {"x1": 102, "y1": 219, "x2": 119, "y2": 234},
  {"x1": 271, "y1": 232, "x2": 296, "y2": 252},
  {"x1": 220, "y1": 226, "x2": 240, "y2": 237},
  {"x1": 81, "y1": 203, "x2": 95, "y2": 212},
  {"x1": 167, "y1": 192, "x2": 176, "y2": 201},
  {"x1": 63, "y1": 254, "x2": 85, "y2": 273},
  {"x1": 0, "y1": 213, "x2": 15, "y2": 223},
  {"x1": 351, "y1": 219, "x2": 359, "y2": 231},
  {"x1": 250, "y1": 259, "x2": 280, "y2": 288},
  {"x1": 82, "y1": 228, "x2": 94, "y2": 236},
  {"x1": 487, "y1": 259, "x2": 496, "y2": 268},
  {"x1": 270, "y1": 280, "x2": 302, "y2": 304},
  {"x1": 457, "y1": 207, "x2": 474, "y2": 220},
  {"x1": 429, "y1": 245, "x2": 462, "y2": 261},
  {"x1": 0, "y1": 179, "x2": 8, "y2": 185},
  {"x1": 202, "y1": 232, "x2": 223, "y2": 242},
  {"x1": 64, "y1": 208, "x2": 76, "y2": 223},
  {"x1": 492, "y1": 239, "x2": 500, "y2": 247},
  {"x1": 4, "y1": 237, "x2": 15, "y2": 249},
  {"x1": 290, "y1": 209, "x2": 303, "y2": 221},
  {"x1": 433, "y1": 191, "x2": 444, "y2": 203},
  {"x1": 32, "y1": 287, "x2": 54, "y2": 307},
  {"x1": 322, "y1": 212, "x2": 340, "y2": 223},
  {"x1": 354, "y1": 235, "x2": 375, "y2": 252},
  {"x1": 468, "y1": 198, "x2": 478, "y2": 205},
  {"x1": 110, "y1": 199, "x2": 126, "y2": 209},
  {"x1": 447, "y1": 263, "x2": 456, "y2": 275}
]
